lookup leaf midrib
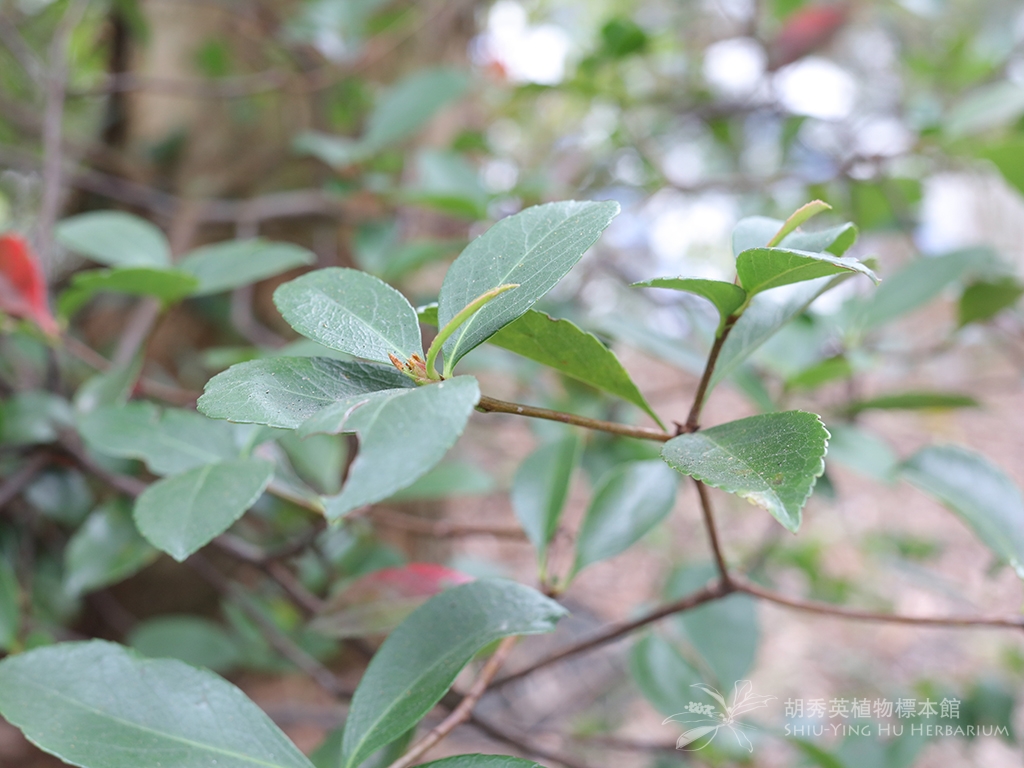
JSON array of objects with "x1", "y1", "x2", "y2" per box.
[
  {"x1": 684, "y1": 431, "x2": 785, "y2": 514},
  {"x1": 303, "y1": 285, "x2": 416, "y2": 360},
  {"x1": 740, "y1": 251, "x2": 856, "y2": 295},
  {"x1": 8, "y1": 675, "x2": 307, "y2": 768}
]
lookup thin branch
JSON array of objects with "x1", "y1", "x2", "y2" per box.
[
  {"x1": 681, "y1": 317, "x2": 736, "y2": 434},
  {"x1": 368, "y1": 508, "x2": 527, "y2": 540},
  {"x1": 695, "y1": 480, "x2": 730, "y2": 584},
  {"x1": 477, "y1": 395, "x2": 669, "y2": 442},
  {"x1": 462, "y1": 712, "x2": 593, "y2": 768},
  {"x1": 493, "y1": 580, "x2": 729, "y2": 688},
  {"x1": 0, "y1": 452, "x2": 49, "y2": 509},
  {"x1": 731, "y1": 576, "x2": 1024, "y2": 630},
  {"x1": 386, "y1": 637, "x2": 519, "y2": 768}
]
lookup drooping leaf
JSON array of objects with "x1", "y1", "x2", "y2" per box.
[
  {"x1": 958, "y1": 278, "x2": 1024, "y2": 327},
  {"x1": 310, "y1": 563, "x2": 474, "y2": 639},
  {"x1": 316, "y1": 377, "x2": 481, "y2": 520},
  {"x1": 63, "y1": 501, "x2": 158, "y2": 597},
  {"x1": 632, "y1": 278, "x2": 747, "y2": 331},
  {"x1": 855, "y1": 248, "x2": 997, "y2": 330},
  {"x1": 0, "y1": 640, "x2": 316, "y2": 768},
  {"x1": 511, "y1": 434, "x2": 580, "y2": 557},
  {"x1": 662, "y1": 411, "x2": 829, "y2": 532},
  {"x1": 629, "y1": 633, "x2": 703, "y2": 717},
  {"x1": 901, "y1": 445, "x2": 1024, "y2": 579},
  {"x1": 58, "y1": 267, "x2": 198, "y2": 317},
  {"x1": 79, "y1": 402, "x2": 240, "y2": 475},
  {"x1": 133, "y1": 458, "x2": 274, "y2": 561},
  {"x1": 340, "y1": 579, "x2": 566, "y2": 768},
  {"x1": 128, "y1": 616, "x2": 240, "y2": 672},
  {"x1": 55, "y1": 212, "x2": 170, "y2": 267},
  {"x1": 668, "y1": 564, "x2": 759, "y2": 687},
  {"x1": 180, "y1": 239, "x2": 315, "y2": 296},
  {"x1": 438, "y1": 200, "x2": 619, "y2": 370},
  {"x1": 0, "y1": 233, "x2": 59, "y2": 336},
  {"x1": 736, "y1": 247, "x2": 878, "y2": 296},
  {"x1": 731, "y1": 215, "x2": 857, "y2": 257},
  {"x1": 198, "y1": 357, "x2": 414, "y2": 429},
  {"x1": 274, "y1": 268, "x2": 422, "y2": 364},
  {"x1": 845, "y1": 391, "x2": 978, "y2": 415},
  {"x1": 573, "y1": 460, "x2": 678, "y2": 574}
]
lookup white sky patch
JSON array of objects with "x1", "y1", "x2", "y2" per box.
[
  {"x1": 853, "y1": 115, "x2": 915, "y2": 158},
  {"x1": 703, "y1": 38, "x2": 767, "y2": 99},
  {"x1": 773, "y1": 57, "x2": 857, "y2": 120},
  {"x1": 476, "y1": 0, "x2": 571, "y2": 86},
  {"x1": 647, "y1": 194, "x2": 737, "y2": 278}
]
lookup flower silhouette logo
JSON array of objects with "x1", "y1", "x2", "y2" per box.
[{"x1": 663, "y1": 680, "x2": 776, "y2": 752}]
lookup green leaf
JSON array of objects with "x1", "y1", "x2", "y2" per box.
[
  {"x1": 128, "y1": 616, "x2": 240, "y2": 672},
  {"x1": 977, "y1": 137, "x2": 1024, "y2": 196},
  {"x1": 629, "y1": 634, "x2": 702, "y2": 716},
  {"x1": 765, "y1": 200, "x2": 832, "y2": 246},
  {"x1": 74, "y1": 358, "x2": 142, "y2": 415},
  {"x1": 901, "y1": 445, "x2": 1024, "y2": 579},
  {"x1": 58, "y1": 267, "x2": 199, "y2": 317},
  {"x1": 278, "y1": 432, "x2": 348, "y2": 495},
  {"x1": 736, "y1": 247, "x2": 878, "y2": 296},
  {"x1": 488, "y1": 310, "x2": 663, "y2": 427},
  {"x1": 134, "y1": 458, "x2": 274, "y2": 561},
  {"x1": 0, "y1": 560, "x2": 20, "y2": 651},
  {"x1": 944, "y1": 81, "x2": 1024, "y2": 138},
  {"x1": 438, "y1": 200, "x2": 619, "y2": 369},
  {"x1": 958, "y1": 278, "x2": 1024, "y2": 326},
  {"x1": 573, "y1": 460, "x2": 678, "y2": 575},
  {"x1": 846, "y1": 391, "x2": 979, "y2": 415},
  {"x1": 732, "y1": 215, "x2": 857, "y2": 257},
  {"x1": 63, "y1": 500, "x2": 158, "y2": 597},
  {"x1": 418, "y1": 757, "x2": 543, "y2": 768},
  {"x1": 363, "y1": 67, "x2": 470, "y2": 149},
  {"x1": 79, "y1": 402, "x2": 240, "y2": 475},
  {"x1": 388, "y1": 461, "x2": 493, "y2": 501},
  {"x1": 785, "y1": 355, "x2": 851, "y2": 390},
  {"x1": 341, "y1": 578, "x2": 566, "y2": 768},
  {"x1": 317, "y1": 377, "x2": 481, "y2": 520},
  {"x1": 825, "y1": 425, "x2": 898, "y2": 483},
  {"x1": 0, "y1": 640, "x2": 316, "y2": 768},
  {"x1": 198, "y1": 357, "x2": 414, "y2": 429},
  {"x1": 662, "y1": 411, "x2": 829, "y2": 532},
  {"x1": 668, "y1": 564, "x2": 759, "y2": 687},
  {"x1": 293, "y1": 132, "x2": 369, "y2": 168},
  {"x1": 55, "y1": 212, "x2": 171, "y2": 267},
  {"x1": 311, "y1": 727, "x2": 414, "y2": 768},
  {"x1": 855, "y1": 248, "x2": 997, "y2": 330},
  {"x1": 274, "y1": 268, "x2": 422, "y2": 364},
  {"x1": 25, "y1": 468, "x2": 93, "y2": 525},
  {"x1": 180, "y1": 239, "x2": 316, "y2": 296},
  {"x1": 632, "y1": 278, "x2": 746, "y2": 331},
  {"x1": 511, "y1": 435, "x2": 580, "y2": 557},
  {"x1": 404, "y1": 149, "x2": 490, "y2": 220}
]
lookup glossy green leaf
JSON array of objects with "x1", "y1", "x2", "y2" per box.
[
  {"x1": 629, "y1": 634, "x2": 702, "y2": 716},
  {"x1": 846, "y1": 391, "x2": 978, "y2": 414},
  {"x1": 341, "y1": 578, "x2": 566, "y2": 768},
  {"x1": 438, "y1": 200, "x2": 619, "y2": 369},
  {"x1": 134, "y1": 458, "x2": 274, "y2": 561},
  {"x1": 128, "y1": 616, "x2": 240, "y2": 672},
  {"x1": 198, "y1": 357, "x2": 414, "y2": 429},
  {"x1": 0, "y1": 560, "x2": 20, "y2": 651},
  {"x1": 274, "y1": 268, "x2": 422, "y2": 364},
  {"x1": 736, "y1": 247, "x2": 878, "y2": 296},
  {"x1": 856, "y1": 248, "x2": 997, "y2": 330},
  {"x1": 662, "y1": 411, "x2": 829, "y2": 532},
  {"x1": 574, "y1": 460, "x2": 678, "y2": 574},
  {"x1": 80, "y1": 402, "x2": 239, "y2": 475},
  {"x1": 58, "y1": 268, "x2": 199, "y2": 317},
  {"x1": 958, "y1": 278, "x2": 1024, "y2": 326},
  {"x1": 418, "y1": 757, "x2": 543, "y2": 768},
  {"x1": 825, "y1": 425, "x2": 898, "y2": 482},
  {"x1": 511, "y1": 435, "x2": 580, "y2": 557},
  {"x1": 63, "y1": 501, "x2": 158, "y2": 597},
  {"x1": 317, "y1": 377, "x2": 481, "y2": 520},
  {"x1": 668, "y1": 564, "x2": 759, "y2": 687},
  {"x1": 632, "y1": 277, "x2": 747, "y2": 330},
  {"x1": 363, "y1": 67, "x2": 470, "y2": 149},
  {"x1": 0, "y1": 640, "x2": 316, "y2": 768},
  {"x1": 55, "y1": 212, "x2": 171, "y2": 267},
  {"x1": 732, "y1": 215, "x2": 857, "y2": 257},
  {"x1": 901, "y1": 445, "x2": 1024, "y2": 579},
  {"x1": 180, "y1": 239, "x2": 315, "y2": 296},
  {"x1": 488, "y1": 310, "x2": 663, "y2": 427}
]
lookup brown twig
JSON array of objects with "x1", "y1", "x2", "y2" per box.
[
  {"x1": 462, "y1": 711, "x2": 593, "y2": 768},
  {"x1": 0, "y1": 452, "x2": 49, "y2": 509},
  {"x1": 681, "y1": 317, "x2": 736, "y2": 434},
  {"x1": 695, "y1": 480, "x2": 731, "y2": 584},
  {"x1": 477, "y1": 395, "x2": 668, "y2": 442},
  {"x1": 386, "y1": 637, "x2": 519, "y2": 768}
]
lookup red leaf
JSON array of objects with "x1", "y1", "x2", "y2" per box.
[
  {"x1": 769, "y1": 3, "x2": 849, "y2": 70},
  {"x1": 310, "y1": 563, "x2": 474, "y2": 639},
  {"x1": 0, "y1": 234, "x2": 58, "y2": 337}
]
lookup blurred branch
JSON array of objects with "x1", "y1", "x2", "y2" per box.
[
  {"x1": 0, "y1": 13, "x2": 44, "y2": 86},
  {"x1": 477, "y1": 395, "x2": 669, "y2": 442},
  {"x1": 0, "y1": 452, "x2": 48, "y2": 509}
]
